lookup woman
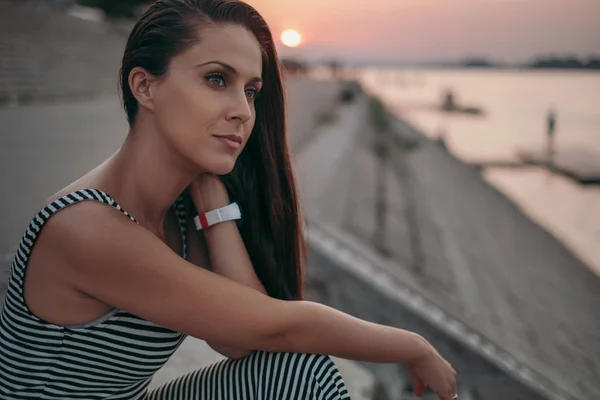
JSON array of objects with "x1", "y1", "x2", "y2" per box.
[{"x1": 0, "y1": 0, "x2": 457, "y2": 399}]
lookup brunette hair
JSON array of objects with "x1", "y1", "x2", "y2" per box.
[{"x1": 120, "y1": 0, "x2": 305, "y2": 300}]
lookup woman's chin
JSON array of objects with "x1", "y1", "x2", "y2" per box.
[{"x1": 204, "y1": 158, "x2": 236, "y2": 176}]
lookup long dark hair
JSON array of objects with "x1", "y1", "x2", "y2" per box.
[{"x1": 120, "y1": 0, "x2": 305, "y2": 300}]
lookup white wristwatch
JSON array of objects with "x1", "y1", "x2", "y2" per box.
[{"x1": 193, "y1": 202, "x2": 242, "y2": 231}]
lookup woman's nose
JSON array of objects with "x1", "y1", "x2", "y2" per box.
[{"x1": 227, "y1": 90, "x2": 252, "y2": 123}]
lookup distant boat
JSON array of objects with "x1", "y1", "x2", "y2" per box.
[
  {"x1": 447, "y1": 106, "x2": 484, "y2": 115},
  {"x1": 440, "y1": 90, "x2": 484, "y2": 115}
]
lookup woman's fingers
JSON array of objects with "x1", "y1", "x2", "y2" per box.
[
  {"x1": 435, "y1": 365, "x2": 457, "y2": 400},
  {"x1": 435, "y1": 377, "x2": 457, "y2": 400},
  {"x1": 452, "y1": 378, "x2": 458, "y2": 399},
  {"x1": 407, "y1": 338, "x2": 457, "y2": 400},
  {"x1": 411, "y1": 371, "x2": 426, "y2": 397}
]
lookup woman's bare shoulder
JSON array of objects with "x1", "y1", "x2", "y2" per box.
[
  {"x1": 43, "y1": 177, "x2": 102, "y2": 205},
  {"x1": 38, "y1": 198, "x2": 139, "y2": 267},
  {"x1": 42, "y1": 162, "x2": 109, "y2": 205}
]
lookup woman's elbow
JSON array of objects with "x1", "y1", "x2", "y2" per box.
[
  {"x1": 207, "y1": 341, "x2": 253, "y2": 360},
  {"x1": 226, "y1": 349, "x2": 253, "y2": 360},
  {"x1": 225, "y1": 348, "x2": 253, "y2": 360}
]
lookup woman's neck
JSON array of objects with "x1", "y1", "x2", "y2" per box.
[{"x1": 99, "y1": 121, "x2": 200, "y2": 231}]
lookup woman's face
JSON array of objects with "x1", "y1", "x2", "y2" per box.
[{"x1": 151, "y1": 23, "x2": 263, "y2": 175}]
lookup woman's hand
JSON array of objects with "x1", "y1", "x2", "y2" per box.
[
  {"x1": 406, "y1": 337, "x2": 457, "y2": 400},
  {"x1": 189, "y1": 173, "x2": 230, "y2": 212}
]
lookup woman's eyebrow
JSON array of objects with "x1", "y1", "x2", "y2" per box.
[{"x1": 196, "y1": 60, "x2": 262, "y2": 84}]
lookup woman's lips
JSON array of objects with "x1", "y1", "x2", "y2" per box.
[{"x1": 214, "y1": 135, "x2": 242, "y2": 150}]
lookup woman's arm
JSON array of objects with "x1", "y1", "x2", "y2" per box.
[
  {"x1": 56, "y1": 201, "x2": 417, "y2": 358},
  {"x1": 187, "y1": 175, "x2": 266, "y2": 295},
  {"x1": 185, "y1": 179, "x2": 266, "y2": 358},
  {"x1": 185, "y1": 194, "x2": 266, "y2": 296},
  {"x1": 185, "y1": 220, "x2": 261, "y2": 358},
  {"x1": 52, "y1": 201, "x2": 455, "y2": 399}
]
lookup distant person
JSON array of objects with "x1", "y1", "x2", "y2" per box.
[
  {"x1": 546, "y1": 107, "x2": 557, "y2": 167},
  {"x1": 0, "y1": 1, "x2": 456, "y2": 399},
  {"x1": 442, "y1": 89, "x2": 456, "y2": 112}
]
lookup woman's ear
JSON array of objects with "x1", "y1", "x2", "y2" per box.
[{"x1": 128, "y1": 66, "x2": 157, "y2": 113}]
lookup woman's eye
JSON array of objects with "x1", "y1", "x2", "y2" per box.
[
  {"x1": 245, "y1": 88, "x2": 258, "y2": 100},
  {"x1": 206, "y1": 74, "x2": 225, "y2": 87}
]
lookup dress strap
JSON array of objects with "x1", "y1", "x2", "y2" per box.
[{"x1": 173, "y1": 194, "x2": 188, "y2": 260}]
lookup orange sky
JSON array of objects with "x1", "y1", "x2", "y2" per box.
[{"x1": 245, "y1": 0, "x2": 600, "y2": 63}]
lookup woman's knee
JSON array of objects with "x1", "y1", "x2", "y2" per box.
[
  {"x1": 252, "y1": 351, "x2": 334, "y2": 373},
  {"x1": 252, "y1": 352, "x2": 349, "y2": 399},
  {"x1": 304, "y1": 354, "x2": 349, "y2": 399}
]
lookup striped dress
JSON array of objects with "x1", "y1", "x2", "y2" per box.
[{"x1": 0, "y1": 189, "x2": 351, "y2": 400}]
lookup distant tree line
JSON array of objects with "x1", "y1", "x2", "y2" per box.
[
  {"x1": 526, "y1": 57, "x2": 600, "y2": 70},
  {"x1": 457, "y1": 56, "x2": 600, "y2": 70}
]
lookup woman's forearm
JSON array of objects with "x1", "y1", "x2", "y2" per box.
[
  {"x1": 202, "y1": 221, "x2": 267, "y2": 295},
  {"x1": 187, "y1": 190, "x2": 423, "y2": 364},
  {"x1": 192, "y1": 223, "x2": 424, "y2": 363},
  {"x1": 263, "y1": 300, "x2": 426, "y2": 364},
  {"x1": 197, "y1": 218, "x2": 266, "y2": 358}
]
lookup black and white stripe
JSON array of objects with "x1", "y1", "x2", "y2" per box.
[
  {"x1": 0, "y1": 189, "x2": 188, "y2": 399},
  {"x1": 147, "y1": 351, "x2": 350, "y2": 400}
]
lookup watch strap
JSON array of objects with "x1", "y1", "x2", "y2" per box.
[{"x1": 194, "y1": 202, "x2": 241, "y2": 230}]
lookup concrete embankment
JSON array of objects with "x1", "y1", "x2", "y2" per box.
[{"x1": 301, "y1": 80, "x2": 600, "y2": 400}]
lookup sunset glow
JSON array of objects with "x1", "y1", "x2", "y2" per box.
[
  {"x1": 246, "y1": 0, "x2": 600, "y2": 62},
  {"x1": 281, "y1": 29, "x2": 302, "y2": 48}
]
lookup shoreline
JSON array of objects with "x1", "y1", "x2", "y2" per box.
[
  {"x1": 398, "y1": 112, "x2": 600, "y2": 278},
  {"x1": 314, "y1": 82, "x2": 600, "y2": 399},
  {"x1": 356, "y1": 68, "x2": 600, "y2": 279}
]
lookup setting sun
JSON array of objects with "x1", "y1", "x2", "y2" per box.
[{"x1": 280, "y1": 29, "x2": 302, "y2": 48}]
